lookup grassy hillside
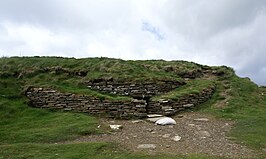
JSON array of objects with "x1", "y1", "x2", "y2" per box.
[
  {"x1": 0, "y1": 57, "x2": 265, "y2": 158},
  {"x1": 200, "y1": 76, "x2": 266, "y2": 149}
]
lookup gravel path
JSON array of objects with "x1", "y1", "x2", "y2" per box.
[{"x1": 62, "y1": 112, "x2": 257, "y2": 158}]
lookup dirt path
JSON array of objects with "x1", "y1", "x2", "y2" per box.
[{"x1": 62, "y1": 112, "x2": 257, "y2": 158}]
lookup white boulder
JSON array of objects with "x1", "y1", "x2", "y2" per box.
[{"x1": 155, "y1": 117, "x2": 176, "y2": 125}]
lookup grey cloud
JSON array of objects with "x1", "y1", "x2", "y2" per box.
[
  {"x1": 156, "y1": 0, "x2": 266, "y2": 85},
  {"x1": 0, "y1": 0, "x2": 266, "y2": 85},
  {"x1": 0, "y1": 0, "x2": 137, "y2": 32},
  {"x1": 162, "y1": 0, "x2": 266, "y2": 39},
  {"x1": 206, "y1": 11, "x2": 266, "y2": 85},
  {"x1": 0, "y1": 0, "x2": 61, "y2": 24}
]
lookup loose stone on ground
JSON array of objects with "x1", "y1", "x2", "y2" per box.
[
  {"x1": 172, "y1": 135, "x2": 182, "y2": 141},
  {"x1": 109, "y1": 125, "x2": 123, "y2": 130},
  {"x1": 137, "y1": 144, "x2": 156, "y2": 149},
  {"x1": 194, "y1": 118, "x2": 209, "y2": 122},
  {"x1": 61, "y1": 112, "x2": 256, "y2": 159}
]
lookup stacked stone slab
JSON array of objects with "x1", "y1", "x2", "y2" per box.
[
  {"x1": 86, "y1": 79, "x2": 185, "y2": 98},
  {"x1": 148, "y1": 86, "x2": 216, "y2": 115},
  {"x1": 26, "y1": 87, "x2": 147, "y2": 119},
  {"x1": 25, "y1": 84, "x2": 215, "y2": 119}
]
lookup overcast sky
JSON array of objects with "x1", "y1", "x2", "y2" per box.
[{"x1": 0, "y1": 0, "x2": 266, "y2": 85}]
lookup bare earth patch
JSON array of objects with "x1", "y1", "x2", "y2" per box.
[{"x1": 62, "y1": 112, "x2": 256, "y2": 158}]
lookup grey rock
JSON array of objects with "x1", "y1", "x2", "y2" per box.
[
  {"x1": 172, "y1": 135, "x2": 181, "y2": 141},
  {"x1": 162, "y1": 134, "x2": 171, "y2": 138},
  {"x1": 147, "y1": 114, "x2": 163, "y2": 118},
  {"x1": 188, "y1": 123, "x2": 196, "y2": 126},
  {"x1": 109, "y1": 125, "x2": 123, "y2": 130},
  {"x1": 194, "y1": 118, "x2": 209, "y2": 122},
  {"x1": 137, "y1": 144, "x2": 156, "y2": 149},
  {"x1": 183, "y1": 104, "x2": 194, "y2": 107},
  {"x1": 161, "y1": 106, "x2": 172, "y2": 110}
]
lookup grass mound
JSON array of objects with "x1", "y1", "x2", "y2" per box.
[{"x1": 0, "y1": 56, "x2": 265, "y2": 158}]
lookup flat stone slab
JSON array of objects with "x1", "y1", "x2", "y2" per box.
[
  {"x1": 147, "y1": 114, "x2": 163, "y2": 118},
  {"x1": 137, "y1": 144, "x2": 156, "y2": 149},
  {"x1": 193, "y1": 118, "x2": 209, "y2": 122},
  {"x1": 183, "y1": 104, "x2": 194, "y2": 107}
]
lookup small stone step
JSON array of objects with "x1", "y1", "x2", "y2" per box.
[{"x1": 147, "y1": 114, "x2": 163, "y2": 118}]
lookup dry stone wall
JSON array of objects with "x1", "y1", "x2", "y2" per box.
[
  {"x1": 148, "y1": 86, "x2": 216, "y2": 115},
  {"x1": 26, "y1": 88, "x2": 147, "y2": 119},
  {"x1": 86, "y1": 80, "x2": 185, "y2": 98},
  {"x1": 25, "y1": 85, "x2": 215, "y2": 119}
]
